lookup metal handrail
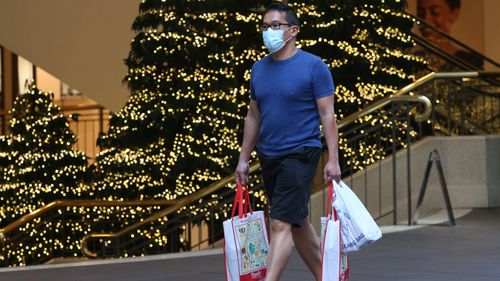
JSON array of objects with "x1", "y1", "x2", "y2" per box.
[
  {"x1": 60, "y1": 105, "x2": 108, "y2": 111},
  {"x1": 0, "y1": 199, "x2": 180, "y2": 241},
  {"x1": 0, "y1": 105, "x2": 108, "y2": 117},
  {"x1": 336, "y1": 71, "x2": 489, "y2": 129}
]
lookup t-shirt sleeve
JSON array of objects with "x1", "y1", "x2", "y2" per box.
[{"x1": 311, "y1": 60, "x2": 335, "y2": 99}]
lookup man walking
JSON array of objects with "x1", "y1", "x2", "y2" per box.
[{"x1": 235, "y1": 2, "x2": 341, "y2": 281}]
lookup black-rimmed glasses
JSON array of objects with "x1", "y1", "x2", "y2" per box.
[{"x1": 261, "y1": 22, "x2": 292, "y2": 31}]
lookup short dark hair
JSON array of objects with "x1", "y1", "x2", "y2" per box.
[
  {"x1": 264, "y1": 2, "x2": 300, "y2": 26},
  {"x1": 446, "y1": 0, "x2": 461, "y2": 10}
]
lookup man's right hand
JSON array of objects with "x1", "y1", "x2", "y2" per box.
[{"x1": 235, "y1": 161, "x2": 250, "y2": 184}]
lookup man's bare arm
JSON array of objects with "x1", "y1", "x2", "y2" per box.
[
  {"x1": 316, "y1": 95, "x2": 341, "y2": 183},
  {"x1": 235, "y1": 100, "x2": 261, "y2": 183}
]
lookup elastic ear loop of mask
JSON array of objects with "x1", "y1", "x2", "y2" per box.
[{"x1": 284, "y1": 25, "x2": 298, "y2": 43}]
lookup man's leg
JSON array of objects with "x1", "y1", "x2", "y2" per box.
[
  {"x1": 265, "y1": 218, "x2": 293, "y2": 281},
  {"x1": 292, "y1": 218, "x2": 322, "y2": 281}
]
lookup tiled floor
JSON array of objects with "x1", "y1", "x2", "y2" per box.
[{"x1": 1, "y1": 208, "x2": 499, "y2": 281}]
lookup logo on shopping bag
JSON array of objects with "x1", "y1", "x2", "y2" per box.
[
  {"x1": 251, "y1": 271, "x2": 262, "y2": 279},
  {"x1": 342, "y1": 233, "x2": 366, "y2": 250},
  {"x1": 355, "y1": 233, "x2": 365, "y2": 242}
]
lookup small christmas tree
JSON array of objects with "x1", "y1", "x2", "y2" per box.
[{"x1": 0, "y1": 83, "x2": 90, "y2": 227}]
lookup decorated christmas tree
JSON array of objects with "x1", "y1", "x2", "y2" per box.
[
  {"x1": 88, "y1": 0, "x2": 425, "y2": 253},
  {"x1": 92, "y1": 0, "x2": 248, "y2": 202},
  {"x1": 0, "y1": 83, "x2": 90, "y2": 227},
  {"x1": 94, "y1": 0, "x2": 425, "y2": 217}
]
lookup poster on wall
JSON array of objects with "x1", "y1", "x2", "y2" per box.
[
  {"x1": 407, "y1": 0, "x2": 487, "y2": 70},
  {"x1": 18, "y1": 55, "x2": 35, "y2": 94}
]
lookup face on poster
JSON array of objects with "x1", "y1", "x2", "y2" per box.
[
  {"x1": 408, "y1": 0, "x2": 487, "y2": 70},
  {"x1": 417, "y1": 0, "x2": 460, "y2": 39}
]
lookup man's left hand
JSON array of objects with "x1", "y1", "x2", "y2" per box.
[{"x1": 324, "y1": 160, "x2": 341, "y2": 184}]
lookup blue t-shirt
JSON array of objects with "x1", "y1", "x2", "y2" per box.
[{"x1": 250, "y1": 49, "x2": 334, "y2": 156}]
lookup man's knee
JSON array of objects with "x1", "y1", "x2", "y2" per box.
[
  {"x1": 291, "y1": 218, "x2": 310, "y2": 234},
  {"x1": 270, "y1": 218, "x2": 292, "y2": 233}
]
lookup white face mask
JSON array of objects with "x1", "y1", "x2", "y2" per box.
[{"x1": 262, "y1": 27, "x2": 294, "y2": 54}]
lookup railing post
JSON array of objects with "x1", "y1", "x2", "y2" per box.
[
  {"x1": 432, "y1": 79, "x2": 437, "y2": 132},
  {"x1": 51, "y1": 212, "x2": 56, "y2": 260},
  {"x1": 169, "y1": 230, "x2": 174, "y2": 252},
  {"x1": 210, "y1": 213, "x2": 215, "y2": 248},
  {"x1": 364, "y1": 134, "x2": 368, "y2": 207},
  {"x1": 100, "y1": 239, "x2": 106, "y2": 259},
  {"x1": 459, "y1": 88, "x2": 466, "y2": 134},
  {"x1": 446, "y1": 82, "x2": 453, "y2": 135},
  {"x1": 187, "y1": 221, "x2": 192, "y2": 251},
  {"x1": 406, "y1": 102, "x2": 412, "y2": 226},
  {"x1": 115, "y1": 237, "x2": 120, "y2": 258},
  {"x1": 391, "y1": 102, "x2": 398, "y2": 225}
]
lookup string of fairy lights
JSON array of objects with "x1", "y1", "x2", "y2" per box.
[{"x1": 0, "y1": 0, "x2": 426, "y2": 266}]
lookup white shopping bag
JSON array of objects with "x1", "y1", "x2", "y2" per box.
[
  {"x1": 321, "y1": 184, "x2": 349, "y2": 281},
  {"x1": 224, "y1": 182, "x2": 269, "y2": 281},
  {"x1": 332, "y1": 180, "x2": 382, "y2": 253}
]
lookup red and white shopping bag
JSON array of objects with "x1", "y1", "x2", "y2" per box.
[
  {"x1": 224, "y1": 181, "x2": 269, "y2": 281},
  {"x1": 321, "y1": 183, "x2": 349, "y2": 281}
]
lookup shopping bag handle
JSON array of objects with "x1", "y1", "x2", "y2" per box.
[
  {"x1": 231, "y1": 181, "x2": 254, "y2": 219},
  {"x1": 327, "y1": 182, "x2": 338, "y2": 221},
  {"x1": 231, "y1": 181, "x2": 243, "y2": 218},
  {"x1": 242, "y1": 184, "x2": 254, "y2": 215}
]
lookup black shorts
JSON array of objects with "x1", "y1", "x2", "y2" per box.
[{"x1": 258, "y1": 146, "x2": 322, "y2": 227}]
